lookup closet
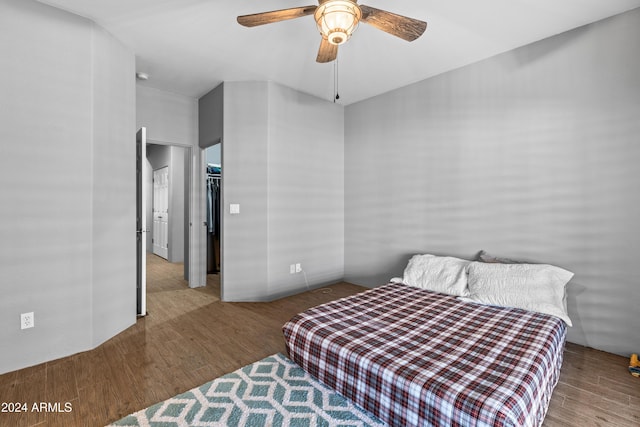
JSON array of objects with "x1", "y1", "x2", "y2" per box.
[{"x1": 206, "y1": 163, "x2": 221, "y2": 274}]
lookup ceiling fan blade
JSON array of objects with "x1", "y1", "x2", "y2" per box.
[
  {"x1": 359, "y1": 5, "x2": 427, "y2": 42},
  {"x1": 316, "y1": 37, "x2": 338, "y2": 63},
  {"x1": 237, "y1": 6, "x2": 317, "y2": 27}
]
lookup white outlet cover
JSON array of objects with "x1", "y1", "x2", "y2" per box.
[
  {"x1": 230, "y1": 204, "x2": 240, "y2": 214},
  {"x1": 21, "y1": 312, "x2": 34, "y2": 329}
]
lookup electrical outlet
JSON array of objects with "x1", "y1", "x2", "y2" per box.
[
  {"x1": 295, "y1": 263, "x2": 302, "y2": 273},
  {"x1": 290, "y1": 264, "x2": 296, "y2": 274},
  {"x1": 21, "y1": 312, "x2": 34, "y2": 330}
]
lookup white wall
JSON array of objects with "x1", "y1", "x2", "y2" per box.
[
  {"x1": 344, "y1": 9, "x2": 640, "y2": 356},
  {"x1": 0, "y1": 0, "x2": 135, "y2": 373}
]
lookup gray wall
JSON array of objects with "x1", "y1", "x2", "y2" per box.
[
  {"x1": 90, "y1": 22, "x2": 137, "y2": 348},
  {"x1": 199, "y1": 83, "x2": 224, "y2": 149},
  {"x1": 344, "y1": 9, "x2": 640, "y2": 356},
  {"x1": 0, "y1": 0, "x2": 135, "y2": 373},
  {"x1": 219, "y1": 82, "x2": 344, "y2": 301},
  {"x1": 206, "y1": 144, "x2": 221, "y2": 165},
  {"x1": 136, "y1": 86, "x2": 198, "y2": 147},
  {"x1": 266, "y1": 84, "x2": 344, "y2": 296},
  {"x1": 169, "y1": 146, "x2": 186, "y2": 263},
  {"x1": 220, "y1": 82, "x2": 270, "y2": 300}
]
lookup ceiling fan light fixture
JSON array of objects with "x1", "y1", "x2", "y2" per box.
[{"x1": 314, "y1": 0, "x2": 362, "y2": 46}]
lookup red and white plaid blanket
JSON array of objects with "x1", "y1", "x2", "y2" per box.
[{"x1": 283, "y1": 283, "x2": 566, "y2": 427}]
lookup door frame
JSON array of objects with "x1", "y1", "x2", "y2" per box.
[
  {"x1": 143, "y1": 138, "x2": 205, "y2": 288},
  {"x1": 202, "y1": 140, "x2": 222, "y2": 298}
]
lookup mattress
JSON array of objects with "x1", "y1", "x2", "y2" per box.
[{"x1": 283, "y1": 283, "x2": 567, "y2": 427}]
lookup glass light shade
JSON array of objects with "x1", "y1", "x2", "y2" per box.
[{"x1": 314, "y1": 0, "x2": 362, "y2": 45}]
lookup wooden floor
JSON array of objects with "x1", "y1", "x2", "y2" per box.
[{"x1": 0, "y1": 255, "x2": 638, "y2": 426}]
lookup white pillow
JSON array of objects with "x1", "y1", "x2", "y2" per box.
[
  {"x1": 466, "y1": 262, "x2": 573, "y2": 326},
  {"x1": 402, "y1": 254, "x2": 470, "y2": 297}
]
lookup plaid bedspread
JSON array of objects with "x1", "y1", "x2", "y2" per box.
[{"x1": 283, "y1": 283, "x2": 567, "y2": 427}]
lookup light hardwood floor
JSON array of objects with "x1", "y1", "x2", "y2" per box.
[{"x1": 0, "y1": 255, "x2": 638, "y2": 426}]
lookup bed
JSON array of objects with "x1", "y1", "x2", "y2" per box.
[{"x1": 283, "y1": 281, "x2": 567, "y2": 426}]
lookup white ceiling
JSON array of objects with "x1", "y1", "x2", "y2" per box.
[{"x1": 37, "y1": 0, "x2": 640, "y2": 105}]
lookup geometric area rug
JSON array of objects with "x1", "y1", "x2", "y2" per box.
[{"x1": 106, "y1": 353, "x2": 387, "y2": 426}]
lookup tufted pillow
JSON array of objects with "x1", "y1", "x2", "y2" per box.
[{"x1": 466, "y1": 261, "x2": 573, "y2": 326}]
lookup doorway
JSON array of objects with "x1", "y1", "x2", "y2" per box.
[
  {"x1": 146, "y1": 143, "x2": 189, "y2": 274},
  {"x1": 205, "y1": 143, "x2": 221, "y2": 277},
  {"x1": 136, "y1": 126, "x2": 209, "y2": 316}
]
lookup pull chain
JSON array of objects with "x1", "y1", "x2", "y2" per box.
[{"x1": 334, "y1": 58, "x2": 340, "y2": 102}]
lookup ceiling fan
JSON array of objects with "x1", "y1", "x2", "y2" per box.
[{"x1": 237, "y1": 0, "x2": 427, "y2": 63}]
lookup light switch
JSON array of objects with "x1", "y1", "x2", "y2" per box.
[{"x1": 230, "y1": 203, "x2": 240, "y2": 214}]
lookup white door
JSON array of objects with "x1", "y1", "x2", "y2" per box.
[
  {"x1": 136, "y1": 128, "x2": 147, "y2": 316},
  {"x1": 153, "y1": 166, "x2": 169, "y2": 259}
]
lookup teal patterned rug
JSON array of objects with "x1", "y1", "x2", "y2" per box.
[{"x1": 107, "y1": 353, "x2": 385, "y2": 426}]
